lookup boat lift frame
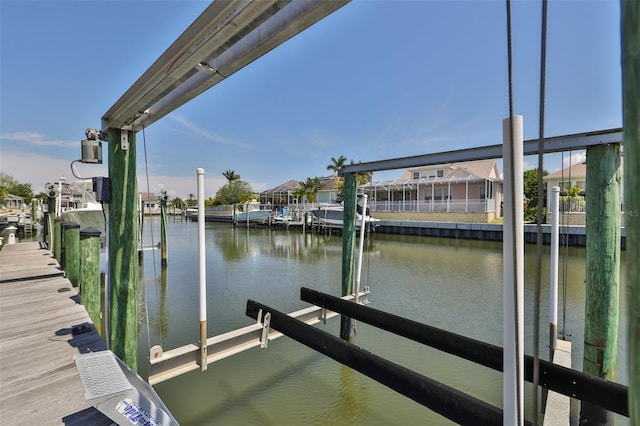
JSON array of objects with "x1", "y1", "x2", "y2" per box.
[
  {"x1": 244, "y1": 287, "x2": 628, "y2": 424},
  {"x1": 147, "y1": 289, "x2": 369, "y2": 385}
]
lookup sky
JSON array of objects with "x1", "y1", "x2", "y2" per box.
[{"x1": 0, "y1": 0, "x2": 622, "y2": 200}]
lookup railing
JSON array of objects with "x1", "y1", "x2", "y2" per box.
[{"x1": 369, "y1": 198, "x2": 496, "y2": 213}]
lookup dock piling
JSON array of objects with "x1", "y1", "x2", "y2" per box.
[
  {"x1": 80, "y1": 226, "x2": 102, "y2": 332},
  {"x1": 63, "y1": 221, "x2": 80, "y2": 287}
]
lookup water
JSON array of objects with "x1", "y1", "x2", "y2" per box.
[{"x1": 133, "y1": 219, "x2": 627, "y2": 425}]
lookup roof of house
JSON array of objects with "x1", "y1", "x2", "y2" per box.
[
  {"x1": 261, "y1": 176, "x2": 340, "y2": 194},
  {"x1": 544, "y1": 162, "x2": 587, "y2": 180},
  {"x1": 398, "y1": 159, "x2": 502, "y2": 182}
]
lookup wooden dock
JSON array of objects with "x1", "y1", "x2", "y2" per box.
[{"x1": 0, "y1": 242, "x2": 112, "y2": 425}]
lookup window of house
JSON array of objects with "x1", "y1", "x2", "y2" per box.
[
  {"x1": 479, "y1": 186, "x2": 485, "y2": 200},
  {"x1": 413, "y1": 172, "x2": 420, "y2": 180},
  {"x1": 486, "y1": 181, "x2": 493, "y2": 199},
  {"x1": 428, "y1": 170, "x2": 436, "y2": 178},
  {"x1": 437, "y1": 169, "x2": 444, "y2": 177}
]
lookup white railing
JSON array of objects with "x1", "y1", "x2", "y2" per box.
[{"x1": 369, "y1": 198, "x2": 496, "y2": 213}]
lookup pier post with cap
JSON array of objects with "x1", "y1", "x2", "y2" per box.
[
  {"x1": 63, "y1": 221, "x2": 81, "y2": 287},
  {"x1": 79, "y1": 227, "x2": 102, "y2": 332}
]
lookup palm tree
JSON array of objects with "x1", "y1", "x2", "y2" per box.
[
  {"x1": 326, "y1": 155, "x2": 347, "y2": 175},
  {"x1": 223, "y1": 170, "x2": 241, "y2": 182},
  {"x1": 298, "y1": 177, "x2": 322, "y2": 203}
]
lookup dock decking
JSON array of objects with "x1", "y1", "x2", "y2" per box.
[{"x1": 0, "y1": 242, "x2": 112, "y2": 425}]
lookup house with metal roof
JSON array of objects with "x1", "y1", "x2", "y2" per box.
[{"x1": 360, "y1": 160, "x2": 503, "y2": 223}]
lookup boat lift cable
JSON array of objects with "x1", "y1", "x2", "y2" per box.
[
  {"x1": 505, "y1": 0, "x2": 524, "y2": 424},
  {"x1": 532, "y1": 0, "x2": 549, "y2": 423},
  {"x1": 141, "y1": 125, "x2": 163, "y2": 351}
]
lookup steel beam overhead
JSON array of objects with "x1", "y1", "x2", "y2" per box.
[
  {"x1": 102, "y1": 0, "x2": 349, "y2": 133},
  {"x1": 339, "y1": 128, "x2": 623, "y2": 175}
]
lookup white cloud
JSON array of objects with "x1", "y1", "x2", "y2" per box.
[
  {"x1": 167, "y1": 114, "x2": 254, "y2": 149},
  {"x1": 0, "y1": 151, "x2": 226, "y2": 199},
  {"x1": 562, "y1": 151, "x2": 586, "y2": 167},
  {"x1": 0, "y1": 131, "x2": 77, "y2": 148}
]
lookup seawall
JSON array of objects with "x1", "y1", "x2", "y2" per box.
[{"x1": 375, "y1": 220, "x2": 627, "y2": 249}]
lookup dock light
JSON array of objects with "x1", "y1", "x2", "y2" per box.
[{"x1": 80, "y1": 128, "x2": 103, "y2": 164}]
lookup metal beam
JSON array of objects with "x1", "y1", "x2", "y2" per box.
[
  {"x1": 147, "y1": 291, "x2": 367, "y2": 385},
  {"x1": 102, "y1": 0, "x2": 349, "y2": 133},
  {"x1": 340, "y1": 128, "x2": 623, "y2": 175}
]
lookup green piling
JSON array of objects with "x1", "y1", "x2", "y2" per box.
[
  {"x1": 160, "y1": 193, "x2": 168, "y2": 265},
  {"x1": 340, "y1": 173, "x2": 357, "y2": 341},
  {"x1": 44, "y1": 196, "x2": 55, "y2": 246},
  {"x1": 80, "y1": 227, "x2": 102, "y2": 333},
  {"x1": 31, "y1": 200, "x2": 37, "y2": 234},
  {"x1": 580, "y1": 143, "x2": 622, "y2": 425},
  {"x1": 53, "y1": 217, "x2": 64, "y2": 263},
  {"x1": 63, "y1": 221, "x2": 81, "y2": 287},
  {"x1": 107, "y1": 128, "x2": 139, "y2": 370},
  {"x1": 622, "y1": 1, "x2": 639, "y2": 423}
]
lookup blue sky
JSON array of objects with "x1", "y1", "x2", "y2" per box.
[{"x1": 0, "y1": 0, "x2": 622, "y2": 199}]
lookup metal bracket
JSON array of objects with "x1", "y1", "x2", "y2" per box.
[
  {"x1": 120, "y1": 129, "x2": 129, "y2": 150},
  {"x1": 260, "y1": 312, "x2": 271, "y2": 349}
]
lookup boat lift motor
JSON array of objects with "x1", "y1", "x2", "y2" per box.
[{"x1": 81, "y1": 128, "x2": 103, "y2": 164}]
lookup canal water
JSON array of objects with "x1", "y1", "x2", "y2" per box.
[{"x1": 134, "y1": 218, "x2": 628, "y2": 425}]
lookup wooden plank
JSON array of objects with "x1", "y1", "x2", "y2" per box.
[{"x1": 0, "y1": 242, "x2": 111, "y2": 425}]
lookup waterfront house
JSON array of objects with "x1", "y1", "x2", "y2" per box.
[
  {"x1": 259, "y1": 176, "x2": 340, "y2": 211},
  {"x1": 361, "y1": 160, "x2": 503, "y2": 223},
  {"x1": 1, "y1": 194, "x2": 24, "y2": 210},
  {"x1": 139, "y1": 192, "x2": 161, "y2": 215},
  {"x1": 543, "y1": 159, "x2": 625, "y2": 226}
]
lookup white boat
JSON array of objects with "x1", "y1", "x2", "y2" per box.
[
  {"x1": 234, "y1": 201, "x2": 271, "y2": 224},
  {"x1": 60, "y1": 180, "x2": 104, "y2": 234},
  {"x1": 310, "y1": 203, "x2": 379, "y2": 229}
]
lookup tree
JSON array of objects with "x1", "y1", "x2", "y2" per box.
[
  {"x1": 523, "y1": 168, "x2": 548, "y2": 222},
  {"x1": 168, "y1": 197, "x2": 185, "y2": 211},
  {"x1": 213, "y1": 180, "x2": 254, "y2": 205},
  {"x1": 523, "y1": 168, "x2": 547, "y2": 209},
  {"x1": 326, "y1": 156, "x2": 347, "y2": 174},
  {"x1": 561, "y1": 184, "x2": 585, "y2": 212},
  {"x1": 186, "y1": 193, "x2": 196, "y2": 207},
  {"x1": 0, "y1": 173, "x2": 33, "y2": 205},
  {"x1": 223, "y1": 170, "x2": 241, "y2": 182},
  {"x1": 298, "y1": 177, "x2": 322, "y2": 203}
]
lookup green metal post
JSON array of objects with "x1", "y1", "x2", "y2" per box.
[
  {"x1": 622, "y1": 1, "x2": 639, "y2": 423},
  {"x1": 581, "y1": 143, "x2": 622, "y2": 425},
  {"x1": 63, "y1": 221, "x2": 80, "y2": 287},
  {"x1": 340, "y1": 173, "x2": 357, "y2": 341},
  {"x1": 107, "y1": 128, "x2": 139, "y2": 370},
  {"x1": 80, "y1": 227, "x2": 102, "y2": 333}
]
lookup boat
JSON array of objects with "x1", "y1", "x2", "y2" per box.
[
  {"x1": 59, "y1": 180, "x2": 105, "y2": 235},
  {"x1": 234, "y1": 200, "x2": 272, "y2": 224},
  {"x1": 310, "y1": 203, "x2": 379, "y2": 230}
]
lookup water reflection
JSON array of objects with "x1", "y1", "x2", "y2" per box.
[{"x1": 134, "y1": 219, "x2": 627, "y2": 425}]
